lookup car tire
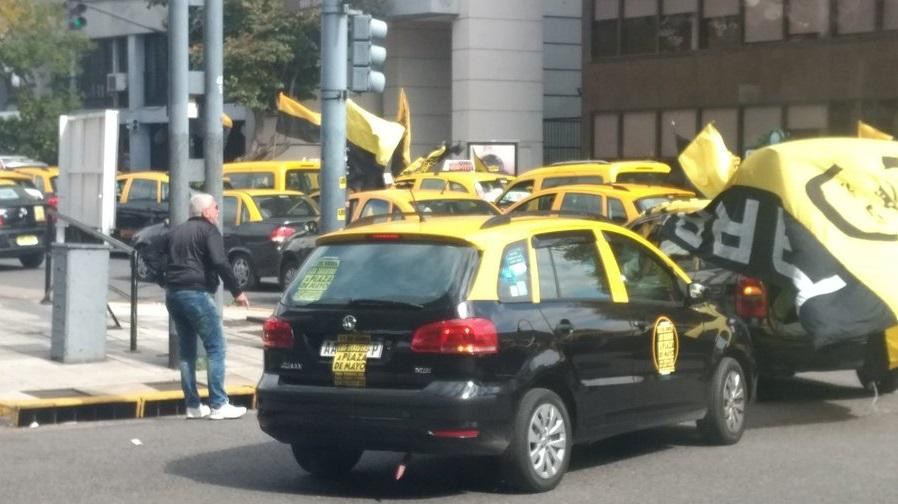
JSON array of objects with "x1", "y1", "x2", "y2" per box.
[
  {"x1": 290, "y1": 445, "x2": 362, "y2": 478},
  {"x1": 19, "y1": 252, "x2": 44, "y2": 269},
  {"x1": 279, "y1": 258, "x2": 299, "y2": 291},
  {"x1": 230, "y1": 253, "x2": 257, "y2": 291},
  {"x1": 856, "y1": 368, "x2": 898, "y2": 394},
  {"x1": 501, "y1": 388, "x2": 571, "y2": 493},
  {"x1": 697, "y1": 356, "x2": 747, "y2": 445}
]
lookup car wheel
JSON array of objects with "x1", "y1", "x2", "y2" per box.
[
  {"x1": 230, "y1": 253, "x2": 257, "y2": 291},
  {"x1": 19, "y1": 252, "x2": 44, "y2": 268},
  {"x1": 501, "y1": 388, "x2": 571, "y2": 493},
  {"x1": 290, "y1": 445, "x2": 362, "y2": 478},
  {"x1": 697, "y1": 356, "x2": 747, "y2": 445},
  {"x1": 856, "y1": 368, "x2": 898, "y2": 394},
  {"x1": 134, "y1": 246, "x2": 152, "y2": 282},
  {"x1": 279, "y1": 258, "x2": 299, "y2": 291}
]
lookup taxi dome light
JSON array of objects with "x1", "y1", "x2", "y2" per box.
[
  {"x1": 411, "y1": 318, "x2": 498, "y2": 355},
  {"x1": 262, "y1": 317, "x2": 295, "y2": 349}
]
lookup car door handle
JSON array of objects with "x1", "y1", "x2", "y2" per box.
[
  {"x1": 555, "y1": 319, "x2": 575, "y2": 339},
  {"x1": 631, "y1": 320, "x2": 649, "y2": 331}
]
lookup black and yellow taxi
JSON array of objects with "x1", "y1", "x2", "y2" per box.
[
  {"x1": 0, "y1": 179, "x2": 47, "y2": 268},
  {"x1": 257, "y1": 213, "x2": 755, "y2": 492}
]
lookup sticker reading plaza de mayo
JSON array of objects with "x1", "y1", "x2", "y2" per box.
[
  {"x1": 292, "y1": 257, "x2": 340, "y2": 303},
  {"x1": 652, "y1": 316, "x2": 679, "y2": 375},
  {"x1": 331, "y1": 333, "x2": 370, "y2": 387}
]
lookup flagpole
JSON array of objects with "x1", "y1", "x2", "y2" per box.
[{"x1": 319, "y1": 0, "x2": 349, "y2": 233}]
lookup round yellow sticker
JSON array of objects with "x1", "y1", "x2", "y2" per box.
[{"x1": 652, "y1": 316, "x2": 679, "y2": 375}]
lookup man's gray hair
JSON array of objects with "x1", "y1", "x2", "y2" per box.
[{"x1": 189, "y1": 193, "x2": 216, "y2": 217}]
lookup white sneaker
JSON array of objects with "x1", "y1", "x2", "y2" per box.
[
  {"x1": 186, "y1": 404, "x2": 211, "y2": 419},
  {"x1": 209, "y1": 403, "x2": 247, "y2": 420}
]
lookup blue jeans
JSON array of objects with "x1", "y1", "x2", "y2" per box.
[{"x1": 165, "y1": 289, "x2": 228, "y2": 409}]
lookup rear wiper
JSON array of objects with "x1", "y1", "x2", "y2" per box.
[{"x1": 348, "y1": 298, "x2": 424, "y2": 309}]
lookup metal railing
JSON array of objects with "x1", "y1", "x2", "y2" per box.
[{"x1": 41, "y1": 209, "x2": 140, "y2": 352}]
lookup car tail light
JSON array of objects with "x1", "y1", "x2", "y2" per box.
[
  {"x1": 735, "y1": 275, "x2": 768, "y2": 319},
  {"x1": 262, "y1": 317, "x2": 295, "y2": 349},
  {"x1": 269, "y1": 226, "x2": 296, "y2": 243},
  {"x1": 369, "y1": 233, "x2": 401, "y2": 241},
  {"x1": 47, "y1": 196, "x2": 59, "y2": 209},
  {"x1": 411, "y1": 318, "x2": 498, "y2": 355}
]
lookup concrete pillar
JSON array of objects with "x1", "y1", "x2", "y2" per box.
[
  {"x1": 127, "y1": 35, "x2": 151, "y2": 171},
  {"x1": 451, "y1": 0, "x2": 543, "y2": 173}
]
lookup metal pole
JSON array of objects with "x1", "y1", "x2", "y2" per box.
[
  {"x1": 320, "y1": 0, "x2": 348, "y2": 234},
  {"x1": 41, "y1": 216, "x2": 53, "y2": 304},
  {"x1": 168, "y1": 0, "x2": 190, "y2": 369},
  {"x1": 130, "y1": 251, "x2": 138, "y2": 352},
  {"x1": 204, "y1": 0, "x2": 225, "y2": 316}
]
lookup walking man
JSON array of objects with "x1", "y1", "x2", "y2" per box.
[{"x1": 163, "y1": 193, "x2": 250, "y2": 420}]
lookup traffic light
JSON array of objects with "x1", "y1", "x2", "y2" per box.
[
  {"x1": 349, "y1": 13, "x2": 388, "y2": 93},
  {"x1": 68, "y1": 2, "x2": 87, "y2": 30}
]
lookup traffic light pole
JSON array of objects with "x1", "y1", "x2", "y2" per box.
[
  {"x1": 319, "y1": 0, "x2": 348, "y2": 234},
  {"x1": 167, "y1": 0, "x2": 190, "y2": 369},
  {"x1": 204, "y1": 0, "x2": 225, "y2": 315}
]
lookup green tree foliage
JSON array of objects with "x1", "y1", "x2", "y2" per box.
[{"x1": 0, "y1": 0, "x2": 92, "y2": 162}]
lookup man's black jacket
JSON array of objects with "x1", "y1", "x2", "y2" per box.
[{"x1": 160, "y1": 216, "x2": 243, "y2": 298}]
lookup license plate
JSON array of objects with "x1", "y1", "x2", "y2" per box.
[
  {"x1": 320, "y1": 338, "x2": 383, "y2": 359},
  {"x1": 16, "y1": 235, "x2": 38, "y2": 247}
]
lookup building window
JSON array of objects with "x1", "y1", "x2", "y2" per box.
[
  {"x1": 623, "y1": 0, "x2": 658, "y2": 55},
  {"x1": 745, "y1": 0, "x2": 784, "y2": 42},
  {"x1": 743, "y1": 106, "x2": 783, "y2": 152},
  {"x1": 884, "y1": 0, "x2": 898, "y2": 29},
  {"x1": 661, "y1": 109, "x2": 697, "y2": 157},
  {"x1": 593, "y1": 113, "x2": 619, "y2": 159},
  {"x1": 593, "y1": 0, "x2": 620, "y2": 58},
  {"x1": 788, "y1": 0, "x2": 830, "y2": 38},
  {"x1": 660, "y1": 0, "x2": 698, "y2": 52},
  {"x1": 145, "y1": 33, "x2": 168, "y2": 107},
  {"x1": 623, "y1": 111, "x2": 657, "y2": 158},
  {"x1": 703, "y1": 0, "x2": 741, "y2": 47},
  {"x1": 787, "y1": 104, "x2": 828, "y2": 138},
  {"x1": 836, "y1": 0, "x2": 876, "y2": 33},
  {"x1": 700, "y1": 108, "x2": 739, "y2": 152}
]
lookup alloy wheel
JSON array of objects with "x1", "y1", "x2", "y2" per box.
[
  {"x1": 723, "y1": 369, "x2": 745, "y2": 432},
  {"x1": 527, "y1": 403, "x2": 567, "y2": 479}
]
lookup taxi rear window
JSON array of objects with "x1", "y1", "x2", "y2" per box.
[
  {"x1": 228, "y1": 172, "x2": 274, "y2": 189},
  {"x1": 542, "y1": 175, "x2": 604, "y2": 188},
  {"x1": 414, "y1": 199, "x2": 499, "y2": 215},
  {"x1": 285, "y1": 241, "x2": 477, "y2": 307},
  {"x1": 616, "y1": 172, "x2": 669, "y2": 185}
]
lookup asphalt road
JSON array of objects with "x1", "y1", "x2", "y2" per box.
[
  {"x1": 0, "y1": 256, "x2": 284, "y2": 309},
  {"x1": 1, "y1": 371, "x2": 896, "y2": 504}
]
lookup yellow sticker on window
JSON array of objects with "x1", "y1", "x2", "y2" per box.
[
  {"x1": 339, "y1": 176, "x2": 347, "y2": 189},
  {"x1": 292, "y1": 257, "x2": 340, "y2": 303},
  {"x1": 332, "y1": 333, "x2": 369, "y2": 387},
  {"x1": 652, "y1": 316, "x2": 679, "y2": 375},
  {"x1": 336, "y1": 207, "x2": 345, "y2": 221}
]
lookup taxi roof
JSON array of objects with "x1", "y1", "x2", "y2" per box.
[
  {"x1": 223, "y1": 160, "x2": 320, "y2": 170},
  {"x1": 14, "y1": 166, "x2": 59, "y2": 176},
  {"x1": 320, "y1": 214, "x2": 631, "y2": 250},
  {"x1": 397, "y1": 171, "x2": 513, "y2": 182},
  {"x1": 117, "y1": 171, "x2": 169, "y2": 180},
  {"x1": 523, "y1": 160, "x2": 671, "y2": 177},
  {"x1": 532, "y1": 183, "x2": 694, "y2": 199},
  {"x1": 0, "y1": 171, "x2": 32, "y2": 182},
  {"x1": 225, "y1": 188, "x2": 305, "y2": 197},
  {"x1": 354, "y1": 188, "x2": 487, "y2": 202}
]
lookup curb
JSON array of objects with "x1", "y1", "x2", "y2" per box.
[{"x1": 0, "y1": 385, "x2": 256, "y2": 428}]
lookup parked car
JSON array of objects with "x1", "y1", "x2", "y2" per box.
[
  {"x1": 223, "y1": 160, "x2": 320, "y2": 194},
  {"x1": 0, "y1": 179, "x2": 47, "y2": 268},
  {"x1": 257, "y1": 213, "x2": 755, "y2": 492},
  {"x1": 629, "y1": 200, "x2": 898, "y2": 393},
  {"x1": 134, "y1": 189, "x2": 319, "y2": 290},
  {"x1": 115, "y1": 171, "x2": 171, "y2": 242},
  {"x1": 505, "y1": 183, "x2": 695, "y2": 224},
  {"x1": 393, "y1": 171, "x2": 513, "y2": 201},
  {"x1": 13, "y1": 166, "x2": 59, "y2": 207},
  {"x1": 348, "y1": 188, "x2": 500, "y2": 223},
  {"x1": 494, "y1": 160, "x2": 674, "y2": 209}
]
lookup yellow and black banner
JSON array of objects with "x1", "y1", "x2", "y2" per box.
[{"x1": 663, "y1": 138, "x2": 898, "y2": 351}]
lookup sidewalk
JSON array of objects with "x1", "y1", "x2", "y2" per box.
[{"x1": 0, "y1": 290, "x2": 273, "y2": 427}]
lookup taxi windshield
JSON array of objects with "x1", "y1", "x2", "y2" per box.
[
  {"x1": 285, "y1": 242, "x2": 477, "y2": 307},
  {"x1": 285, "y1": 170, "x2": 320, "y2": 193},
  {"x1": 253, "y1": 195, "x2": 318, "y2": 218},
  {"x1": 413, "y1": 199, "x2": 499, "y2": 215}
]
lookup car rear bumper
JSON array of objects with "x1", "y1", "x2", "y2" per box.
[
  {"x1": 256, "y1": 372, "x2": 516, "y2": 455},
  {"x1": 0, "y1": 228, "x2": 44, "y2": 258}
]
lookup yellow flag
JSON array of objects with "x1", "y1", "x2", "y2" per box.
[
  {"x1": 222, "y1": 113, "x2": 233, "y2": 129},
  {"x1": 678, "y1": 122, "x2": 740, "y2": 199},
  {"x1": 400, "y1": 144, "x2": 446, "y2": 176},
  {"x1": 857, "y1": 120, "x2": 893, "y2": 141},
  {"x1": 472, "y1": 150, "x2": 490, "y2": 173},
  {"x1": 395, "y1": 88, "x2": 412, "y2": 169},
  {"x1": 346, "y1": 99, "x2": 405, "y2": 166},
  {"x1": 277, "y1": 92, "x2": 321, "y2": 125}
]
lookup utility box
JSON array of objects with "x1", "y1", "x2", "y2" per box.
[{"x1": 50, "y1": 243, "x2": 111, "y2": 363}]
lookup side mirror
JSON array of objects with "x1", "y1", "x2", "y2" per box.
[{"x1": 688, "y1": 282, "x2": 709, "y2": 302}]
